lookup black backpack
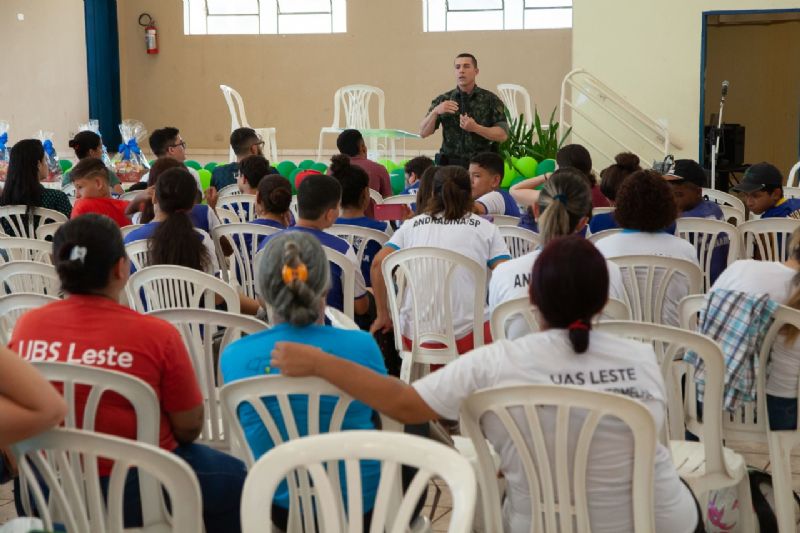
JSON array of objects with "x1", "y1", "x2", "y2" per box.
[{"x1": 749, "y1": 467, "x2": 800, "y2": 533}]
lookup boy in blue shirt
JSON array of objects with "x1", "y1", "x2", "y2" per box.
[
  {"x1": 469, "y1": 152, "x2": 520, "y2": 217},
  {"x1": 402, "y1": 156, "x2": 434, "y2": 195},
  {"x1": 732, "y1": 162, "x2": 800, "y2": 218}
]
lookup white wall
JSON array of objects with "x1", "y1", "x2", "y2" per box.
[
  {"x1": 0, "y1": 1, "x2": 88, "y2": 154},
  {"x1": 572, "y1": 0, "x2": 799, "y2": 162}
]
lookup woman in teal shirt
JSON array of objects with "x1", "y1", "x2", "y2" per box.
[{"x1": 220, "y1": 231, "x2": 386, "y2": 530}]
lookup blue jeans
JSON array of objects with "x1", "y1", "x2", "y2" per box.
[
  {"x1": 15, "y1": 443, "x2": 246, "y2": 533},
  {"x1": 689, "y1": 396, "x2": 798, "y2": 438}
]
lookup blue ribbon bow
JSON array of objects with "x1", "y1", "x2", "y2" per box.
[
  {"x1": 117, "y1": 138, "x2": 141, "y2": 161},
  {"x1": 42, "y1": 139, "x2": 56, "y2": 158},
  {"x1": 0, "y1": 133, "x2": 7, "y2": 151}
]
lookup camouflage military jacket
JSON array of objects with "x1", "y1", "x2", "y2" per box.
[{"x1": 428, "y1": 85, "x2": 508, "y2": 161}]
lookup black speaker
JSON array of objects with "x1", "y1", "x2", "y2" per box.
[{"x1": 704, "y1": 123, "x2": 746, "y2": 168}]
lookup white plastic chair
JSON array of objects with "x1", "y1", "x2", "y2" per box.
[
  {"x1": 586, "y1": 228, "x2": 622, "y2": 243},
  {"x1": 241, "y1": 431, "x2": 475, "y2": 533},
  {"x1": 215, "y1": 207, "x2": 242, "y2": 224},
  {"x1": 326, "y1": 224, "x2": 390, "y2": 270},
  {"x1": 496, "y1": 84, "x2": 533, "y2": 126},
  {"x1": 211, "y1": 223, "x2": 281, "y2": 298},
  {"x1": 739, "y1": 217, "x2": 800, "y2": 262},
  {"x1": 0, "y1": 261, "x2": 60, "y2": 297},
  {"x1": 149, "y1": 309, "x2": 265, "y2": 450},
  {"x1": 490, "y1": 214, "x2": 521, "y2": 227},
  {"x1": 123, "y1": 239, "x2": 150, "y2": 272},
  {"x1": 0, "y1": 237, "x2": 53, "y2": 265},
  {"x1": 217, "y1": 194, "x2": 256, "y2": 223},
  {"x1": 217, "y1": 183, "x2": 241, "y2": 198},
  {"x1": 462, "y1": 385, "x2": 657, "y2": 533},
  {"x1": 324, "y1": 306, "x2": 359, "y2": 330},
  {"x1": 591, "y1": 206, "x2": 615, "y2": 217},
  {"x1": 220, "y1": 84, "x2": 279, "y2": 163},
  {"x1": 0, "y1": 206, "x2": 68, "y2": 239},
  {"x1": 786, "y1": 161, "x2": 800, "y2": 187},
  {"x1": 35, "y1": 221, "x2": 64, "y2": 241},
  {"x1": 0, "y1": 293, "x2": 58, "y2": 345},
  {"x1": 609, "y1": 255, "x2": 703, "y2": 326},
  {"x1": 702, "y1": 188, "x2": 746, "y2": 225},
  {"x1": 675, "y1": 217, "x2": 740, "y2": 292},
  {"x1": 596, "y1": 320, "x2": 756, "y2": 531},
  {"x1": 382, "y1": 247, "x2": 486, "y2": 383},
  {"x1": 382, "y1": 194, "x2": 416, "y2": 207},
  {"x1": 126, "y1": 264, "x2": 240, "y2": 313},
  {"x1": 369, "y1": 188, "x2": 384, "y2": 205},
  {"x1": 490, "y1": 296, "x2": 630, "y2": 341},
  {"x1": 317, "y1": 84, "x2": 387, "y2": 160},
  {"x1": 783, "y1": 186, "x2": 800, "y2": 200},
  {"x1": 119, "y1": 224, "x2": 143, "y2": 239},
  {"x1": 497, "y1": 225, "x2": 540, "y2": 259},
  {"x1": 119, "y1": 190, "x2": 142, "y2": 202},
  {"x1": 12, "y1": 428, "x2": 202, "y2": 533},
  {"x1": 61, "y1": 182, "x2": 76, "y2": 197},
  {"x1": 325, "y1": 247, "x2": 357, "y2": 320}
]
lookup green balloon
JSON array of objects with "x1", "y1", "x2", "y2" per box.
[
  {"x1": 378, "y1": 159, "x2": 396, "y2": 172},
  {"x1": 204, "y1": 162, "x2": 218, "y2": 172},
  {"x1": 535, "y1": 159, "x2": 556, "y2": 176},
  {"x1": 298, "y1": 159, "x2": 315, "y2": 170},
  {"x1": 311, "y1": 162, "x2": 328, "y2": 174},
  {"x1": 58, "y1": 159, "x2": 73, "y2": 173},
  {"x1": 515, "y1": 157, "x2": 538, "y2": 179},
  {"x1": 185, "y1": 160, "x2": 201, "y2": 170},
  {"x1": 148, "y1": 160, "x2": 155, "y2": 167},
  {"x1": 501, "y1": 161, "x2": 520, "y2": 188},
  {"x1": 198, "y1": 169, "x2": 212, "y2": 191},
  {"x1": 509, "y1": 176, "x2": 526, "y2": 189},
  {"x1": 390, "y1": 169, "x2": 405, "y2": 195},
  {"x1": 276, "y1": 161, "x2": 297, "y2": 178}
]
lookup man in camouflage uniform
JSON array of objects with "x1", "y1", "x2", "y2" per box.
[{"x1": 420, "y1": 53, "x2": 509, "y2": 169}]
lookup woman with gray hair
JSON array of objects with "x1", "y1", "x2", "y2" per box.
[{"x1": 220, "y1": 230, "x2": 388, "y2": 530}]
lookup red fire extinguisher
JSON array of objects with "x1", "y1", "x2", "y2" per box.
[{"x1": 139, "y1": 13, "x2": 158, "y2": 55}]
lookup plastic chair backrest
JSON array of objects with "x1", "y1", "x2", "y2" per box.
[
  {"x1": 381, "y1": 194, "x2": 416, "y2": 207},
  {"x1": 216, "y1": 207, "x2": 242, "y2": 224},
  {"x1": 326, "y1": 224, "x2": 390, "y2": 269},
  {"x1": 12, "y1": 428, "x2": 202, "y2": 533},
  {"x1": 330, "y1": 84, "x2": 386, "y2": 130},
  {"x1": 289, "y1": 197, "x2": 299, "y2": 220},
  {"x1": 119, "y1": 224, "x2": 143, "y2": 239},
  {"x1": 739, "y1": 218, "x2": 800, "y2": 262},
  {"x1": 369, "y1": 188, "x2": 384, "y2": 205},
  {"x1": 786, "y1": 161, "x2": 800, "y2": 187},
  {"x1": 126, "y1": 264, "x2": 240, "y2": 313},
  {"x1": 675, "y1": 217, "x2": 740, "y2": 292},
  {"x1": 586, "y1": 228, "x2": 622, "y2": 243},
  {"x1": 119, "y1": 190, "x2": 142, "y2": 202},
  {"x1": 149, "y1": 309, "x2": 265, "y2": 448},
  {"x1": 496, "y1": 84, "x2": 533, "y2": 125},
  {"x1": 0, "y1": 206, "x2": 68, "y2": 239},
  {"x1": 211, "y1": 223, "x2": 281, "y2": 297},
  {"x1": 719, "y1": 204, "x2": 744, "y2": 226},
  {"x1": 491, "y1": 214, "x2": 521, "y2": 227},
  {"x1": 220, "y1": 84, "x2": 249, "y2": 131},
  {"x1": 609, "y1": 255, "x2": 703, "y2": 325},
  {"x1": 783, "y1": 186, "x2": 800, "y2": 200},
  {"x1": 218, "y1": 194, "x2": 256, "y2": 223},
  {"x1": 241, "y1": 430, "x2": 475, "y2": 533},
  {"x1": 497, "y1": 225, "x2": 540, "y2": 259},
  {"x1": 490, "y1": 297, "x2": 630, "y2": 341},
  {"x1": 382, "y1": 247, "x2": 486, "y2": 381},
  {"x1": 0, "y1": 261, "x2": 60, "y2": 297},
  {"x1": 218, "y1": 183, "x2": 241, "y2": 198},
  {"x1": 592, "y1": 206, "x2": 615, "y2": 217},
  {"x1": 596, "y1": 321, "x2": 727, "y2": 453},
  {"x1": 461, "y1": 384, "x2": 656, "y2": 533},
  {"x1": 324, "y1": 306, "x2": 360, "y2": 330},
  {"x1": 324, "y1": 247, "x2": 357, "y2": 319},
  {"x1": 0, "y1": 293, "x2": 58, "y2": 344},
  {"x1": 61, "y1": 183, "x2": 76, "y2": 197},
  {"x1": 35, "y1": 221, "x2": 64, "y2": 241},
  {"x1": 702, "y1": 188, "x2": 746, "y2": 221},
  {"x1": 0, "y1": 237, "x2": 53, "y2": 265}
]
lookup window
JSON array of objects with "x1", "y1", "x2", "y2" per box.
[
  {"x1": 423, "y1": 0, "x2": 571, "y2": 32},
  {"x1": 183, "y1": 0, "x2": 346, "y2": 35}
]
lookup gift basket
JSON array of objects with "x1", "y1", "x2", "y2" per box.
[
  {"x1": 113, "y1": 120, "x2": 150, "y2": 183},
  {"x1": 36, "y1": 130, "x2": 62, "y2": 183},
  {"x1": 0, "y1": 121, "x2": 9, "y2": 181},
  {"x1": 77, "y1": 119, "x2": 113, "y2": 168}
]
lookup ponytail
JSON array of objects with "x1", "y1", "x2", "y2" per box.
[
  {"x1": 537, "y1": 168, "x2": 593, "y2": 244},
  {"x1": 567, "y1": 319, "x2": 591, "y2": 354},
  {"x1": 423, "y1": 166, "x2": 472, "y2": 220}
]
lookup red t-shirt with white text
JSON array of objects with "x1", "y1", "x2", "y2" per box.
[
  {"x1": 71, "y1": 197, "x2": 131, "y2": 227},
  {"x1": 9, "y1": 295, "x2": 202, "y2": 473}
]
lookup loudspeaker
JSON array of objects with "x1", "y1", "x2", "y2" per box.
[{"x1": 704, "y1": 123, "x2": 746, "y2": 167}]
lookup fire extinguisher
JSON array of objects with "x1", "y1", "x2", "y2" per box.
[{"x1": 139, "y1": 13, "x2": 158, "y2": 55}]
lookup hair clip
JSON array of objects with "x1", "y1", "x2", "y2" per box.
[
  {"x1": 553, "y1": 193, "x2": 568, "y2": 203},
  {"x1": 69, "y1": 245, "x2": 87, "y2": 264},
  {"x1": 567, "y1": 319, "x2": 589, "y2": 331},
  {"x1": 282, "y1": 263, "x2": 308, "y2": 285}
]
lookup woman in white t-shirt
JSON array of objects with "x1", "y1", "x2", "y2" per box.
[
  {"x1": 490, "y1": 167, "x2": 626, "y2": 339},
  {"x1": 370, "y1": 165, "x2": 511, "y2": 352},
  {"x1": 709, "y1": 226, "x2": 800, "y2": 430},
  {"x1": 594, "y1": 169, "x2": 699, "y2": 326},
  {"x1": 271, "y1": 236, "x2": 700, "y2": 533}
]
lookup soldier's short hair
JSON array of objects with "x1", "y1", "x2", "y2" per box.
[{"x1": 455, "y1": 53, "x2": 477, "y2": 68}]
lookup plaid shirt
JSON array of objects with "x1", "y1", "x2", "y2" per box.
[{"x1": 683, "y1": 289, "x2": 778, "y2": 411}]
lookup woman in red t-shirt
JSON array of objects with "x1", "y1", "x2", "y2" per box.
[{"x1": 10, "y1": 214, "x2": 246, "y2": 533}]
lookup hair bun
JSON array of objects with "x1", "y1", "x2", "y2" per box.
[
  {"x1": 614, "y1": 152, "x2": 640, "y2": 171},
  {"x1": 329, "y1": 154, "x2": 351, "y2": 176},
  {"x1": 68, "y1": 139, "x2": 78, "y2": 148}
]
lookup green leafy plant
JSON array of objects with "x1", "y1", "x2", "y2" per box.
[{"x1": 500, "y1": 107, "x2": 572, "y2": 164}]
